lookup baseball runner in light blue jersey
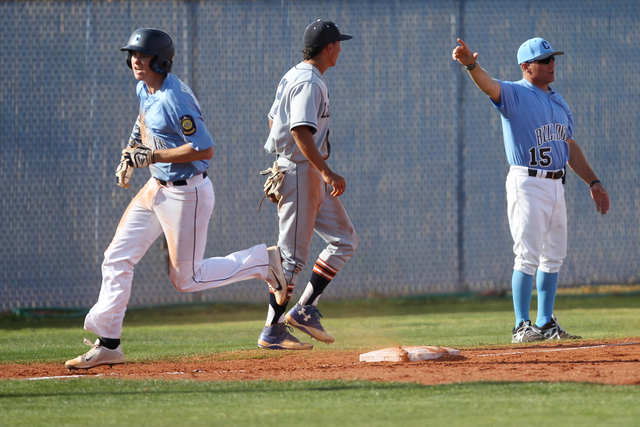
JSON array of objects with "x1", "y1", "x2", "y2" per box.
[
  {"x1": 257, "y1": 20, "x2": 358, "y2": 350},
  {"x1": 65, "y1": 28, "x2": 286, "y2": 369},
  {"x1": 452, "y1": 37, "x2": 610, "y2": 343}
]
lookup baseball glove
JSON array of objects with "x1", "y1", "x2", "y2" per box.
[
  {"x1": 122, "y1": 145, "x2": 155, "y2": 168},
  {"x1": 115, "y1": 155, "x2": 134, "y2": 189},
  {"x1": 258, "y1": 161, "x2": 286, "y2": 212}
]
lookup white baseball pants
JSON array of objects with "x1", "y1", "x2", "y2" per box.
[
  {"x1": 84, "y1": 175, "x2": 268, "y2": 338},
  {"x1": 506, "y1": 166, "x2": 567, "y2": 276}
]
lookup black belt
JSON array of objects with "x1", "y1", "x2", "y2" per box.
[
  {"x1": 528, "y1": 168, "x2": 564, "y2": 180},
  {"x1": 157, "y1": 171, "x2": 207, "y2": 187}
]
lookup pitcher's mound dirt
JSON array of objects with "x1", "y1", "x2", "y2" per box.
[{"x1": 3, "y1": 339, "x2": 639, "y2": 385}]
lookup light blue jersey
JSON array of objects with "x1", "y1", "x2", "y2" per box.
[
  {"x1": 491, "y1": 79, "x2": 572, "y2": 171},
  {"x1": 132, "y1": 73, "x2": 214, "y2": 182}
]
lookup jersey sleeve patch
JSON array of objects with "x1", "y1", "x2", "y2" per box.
[{"x1": 180, "y1": 115, "x2": 197, "y2": 136}]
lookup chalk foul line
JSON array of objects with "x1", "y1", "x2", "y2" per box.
[{"x1": 474, "y1": 341, "x2": 640, "y2": 357}]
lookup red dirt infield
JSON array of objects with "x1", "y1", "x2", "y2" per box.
[{"x1": 3, "y1": 338, "x2": 639, "y2": 385}]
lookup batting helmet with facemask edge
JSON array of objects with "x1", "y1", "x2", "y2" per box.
[{"x1": 121, "y1": 28, "x2": 175, "y2": 75}]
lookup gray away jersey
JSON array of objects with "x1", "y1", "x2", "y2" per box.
[{"x1": 265, "y1": 62, "x2": 331, "y2": 163}]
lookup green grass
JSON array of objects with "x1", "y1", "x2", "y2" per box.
[
  {"x1": 2, "y1": 293, "x2": 639, "y2": 364},
  {"x1": 1, "y1": 293, "x2": 640, "y2": 426},
  {"x1": 1, "y1": 380, "x2": 639, "y2": 427}
]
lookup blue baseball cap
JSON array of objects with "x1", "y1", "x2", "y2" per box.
[
  {"x1": 303, "y1": 19, "x2": 353, "y2": 48},
  {"x1": 517, "y1": 37, "x2": 564, "y2": 64}
]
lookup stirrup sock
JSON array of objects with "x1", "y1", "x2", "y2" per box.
[
  {"x1": 266, "y1": 292, "x2": 289, "y2": 326},
  {"x1": 300, "y1": 259, "x2": 338, "y2": 306}
]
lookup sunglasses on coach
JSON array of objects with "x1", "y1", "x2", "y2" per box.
[{"x1": 531, "y1": 56, "x2": 555, "y2": 64}]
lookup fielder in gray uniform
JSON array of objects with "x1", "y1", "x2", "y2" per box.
[
  {"x1": 452, "y1": 37, "x2": 610, "y2": 343},
  {"x1": 258, "y1": 20, "x2": 358, "y2": 350}
]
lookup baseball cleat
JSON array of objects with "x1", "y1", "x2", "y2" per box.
[
  {"x1": 257, "y1": 323, "x2": 313, "y2": 350},
  {"x1": 65, "y1": 338, "x2": 125, "y2": 370},
  {"x1": 536, "y1": 315, "x2": 582, "y2": 340},
  {"x1": 285, "y1": 304, "x2": 335, "y2": 344},
  {"x1": 511, "y1": 320, "x2": 544, "y2": 343},
  {"x1": 266, "y1": 246, "x2": 288, "y2": 305}
]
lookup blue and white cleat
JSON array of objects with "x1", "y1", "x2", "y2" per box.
[
  {"x1": 258, "y1": 323, "x2": 313, "y2": 350},
  {"x1": 285, "y1": 304, "x2": 335, "y2": 344}
]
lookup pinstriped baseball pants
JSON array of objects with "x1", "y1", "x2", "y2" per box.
[{"x1": 274, "y1": 157, "x2": 358, "y2": 287}]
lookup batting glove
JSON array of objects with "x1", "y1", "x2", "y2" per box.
[
  {"x1": 122, "y1": 145, "x2": 155, "y2": 168},
  {"x1": 115, "y1": 156, "x2": 134, "y2": 188},
  {"x1": 257, "y1": 161, "x2": 286, "y2": 212}
]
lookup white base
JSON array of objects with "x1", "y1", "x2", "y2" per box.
[{"x1": 359, "y1": 346, "x2": 461, "y2": 362}]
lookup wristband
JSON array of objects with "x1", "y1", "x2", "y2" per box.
[
  {"x1": 465, "y1": 62, "x2": 477, "y2": 71},
  {"x1": 589, "y1": 180, "x2": 601, "y2": 188}
]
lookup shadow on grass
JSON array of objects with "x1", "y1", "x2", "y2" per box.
[
  {"x1": 1, "y1": 379, "x2": 432, "y2": 398},
  {"x1": 3, "y1": 378, "x2": 598, "y2": 399},
  {"x1": 2, "y1": 378, "x2": 626, "y2": 400}
]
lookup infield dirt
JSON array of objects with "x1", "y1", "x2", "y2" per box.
[{"x1": 2, "y1": 338, "x2": 639, "y2": 385}]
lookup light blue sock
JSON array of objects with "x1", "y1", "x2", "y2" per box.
[
  {"x1": 512, "y1": 270, "x2": 534, "y2": 328},
  {"x1": 535, "y1": 271, "x2": 558, "y2": 327}
]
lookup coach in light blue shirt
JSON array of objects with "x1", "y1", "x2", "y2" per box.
[
  {"x1": 452, "y1": 37, "x2": 610, "y2": 343},
  {"x1": 493, "y1": 62, "x2": 572, "y2": 172}
]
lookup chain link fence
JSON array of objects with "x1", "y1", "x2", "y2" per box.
[{"x1": 1, "y1": 0, "x2": 638, "y2": 312}]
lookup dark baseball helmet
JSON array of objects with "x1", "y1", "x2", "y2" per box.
[{"x1": 121, "y1": 28, "x2": 175, "y2": 75}]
